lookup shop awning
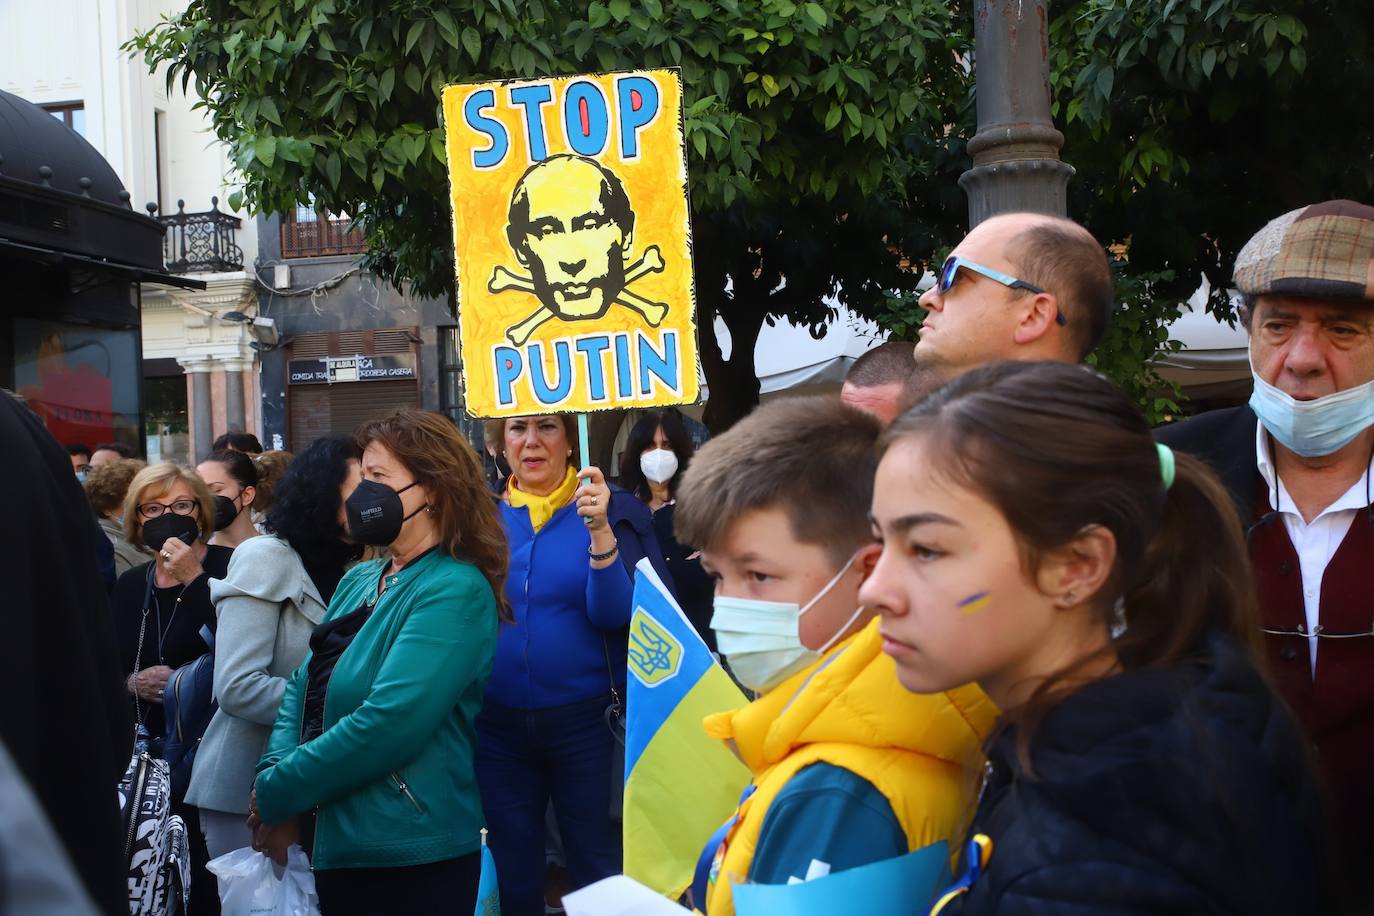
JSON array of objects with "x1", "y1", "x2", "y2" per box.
[{"x1": 0, "y1": 237, "x2": 207, "y2": 290}]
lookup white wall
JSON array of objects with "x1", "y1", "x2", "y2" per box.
[{"x1": 2, "y1": 0, "x2": 257, "y2": 265}]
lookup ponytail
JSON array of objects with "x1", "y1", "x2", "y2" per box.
[{"x1": 1114, "y1": 452, "x2": 1264, "y2": 671}]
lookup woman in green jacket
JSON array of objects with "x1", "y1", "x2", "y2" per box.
[{"x1": 249, "y1": 409, "x2": 509, "y2": 915}]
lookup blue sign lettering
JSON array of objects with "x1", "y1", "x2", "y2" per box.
[
  {"x1": 494, "y1": 346, "x2": 523, "y2": 407},
  {"x1": 615, "y1": 75, "x2": 660, "y2": 160},
  {"x1": 575, "y1": 336, "x2": 612, "y2": 402},
  {"x1": 562, "y1": 80, "x2": 610, "y2": 157},
  {"x1": 508, "y1": 83, "x2": 553, "y2": 162},
  {"x1": 638, "y1": 330, "x2": 680, "y2": 397},
  {"x1": 529, "y1": 340, "x2": 574, "y2": 405},
  {"x1": 464, "y1": 88, "x2": 509, "y2": 169}
]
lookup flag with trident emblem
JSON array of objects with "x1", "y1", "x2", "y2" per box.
[{"x1": 623, "y1": 558, "x2": 750, "y2": 898}]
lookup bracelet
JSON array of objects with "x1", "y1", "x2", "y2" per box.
[{"x1": 589, "y1": 542, "x2": 620, "y2": 562}]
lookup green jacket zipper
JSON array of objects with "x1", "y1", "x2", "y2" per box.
[{"x1": 390, "y1": 771, "x2": 425, "y2": 814}]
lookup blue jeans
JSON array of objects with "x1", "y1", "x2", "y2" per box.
[{"x1": 476, "y1": 694, "x2": 622, "y2": 916}]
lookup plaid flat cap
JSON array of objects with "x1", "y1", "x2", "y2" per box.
[{"x1": 1233, "y1": 199, "x2": 1374, "y2": 301}]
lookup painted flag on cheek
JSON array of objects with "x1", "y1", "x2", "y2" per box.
[{"x1": 623, "y1": 558, "x2": 752, "y2": 898}]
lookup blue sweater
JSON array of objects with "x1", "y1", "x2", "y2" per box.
[{"x1": 487, "y1": 486, "x2": 672, "y2": 710}]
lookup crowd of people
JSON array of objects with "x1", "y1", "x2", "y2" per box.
[{"x1": 3, "y1": 197, "x2": 1372, "y2": 916}]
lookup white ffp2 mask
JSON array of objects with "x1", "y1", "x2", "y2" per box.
[{"x1": 639, "y1": 448, "x2": 680, "y2": 484}]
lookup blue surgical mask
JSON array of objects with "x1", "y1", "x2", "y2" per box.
[
  {"x1": 710, "y1": 553, "x2": 866, "y2": 694},
  {"x1": 1249, "y1": 365, "x2": 1374, "y2": 458}
]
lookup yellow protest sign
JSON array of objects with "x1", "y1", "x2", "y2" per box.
[{"x1": 442, "y1": 69, "x2": 699, "y2": 418}]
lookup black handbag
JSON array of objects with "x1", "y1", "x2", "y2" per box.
[{"x1": 601, "y1": 636, "x2": 627, "y2": 821}]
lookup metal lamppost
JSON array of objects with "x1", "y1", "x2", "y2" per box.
[{"x1": 959, "y1": 0, "x2": 1075, "y2": 227}]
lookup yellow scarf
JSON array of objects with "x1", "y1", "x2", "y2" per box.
[{"x1": 507, "y1": 466, "x2": 579, "y2": 532}]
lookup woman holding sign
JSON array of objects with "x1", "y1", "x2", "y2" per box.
[{"x1": 478, "y1": 413, "x2": 671, "y2": 916}]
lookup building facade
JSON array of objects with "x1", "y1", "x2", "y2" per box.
[
  {"x1": 253, "y1": 209, "x2": 462, "y2": 453},
  {"x1": 3, "y1": 0, "x2": 262, "y2": 463}
]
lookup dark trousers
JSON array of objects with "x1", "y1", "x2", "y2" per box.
[
  {"x1": 476, "y1": 694, "x2": 622, "y2": 916},
  {"x1": 315, "y1": 854, "x2": 480, "y2": 916}
]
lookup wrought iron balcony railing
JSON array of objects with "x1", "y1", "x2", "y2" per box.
[{"x1": 157, "y1": 197, "x2": 244, "y2": 273}]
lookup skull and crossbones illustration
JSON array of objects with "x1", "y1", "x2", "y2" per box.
[{"x1": 491, "y1": 154, "x2": 670, "y2": 346}]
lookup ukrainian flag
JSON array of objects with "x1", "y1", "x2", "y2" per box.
[{"x1": 623, "y1": 559, "x2": 751, "y2": 898}]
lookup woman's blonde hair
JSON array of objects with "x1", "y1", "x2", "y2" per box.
[{"x1": 122, "y1": 462, "x2": 216, "y2": 546}]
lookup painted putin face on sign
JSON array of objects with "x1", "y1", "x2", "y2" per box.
[{"x1": 506, "y1": 155, "x2": 635, "y2": 322}]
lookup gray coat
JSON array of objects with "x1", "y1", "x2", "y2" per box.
[
  {"x1": 98, "y1": 516, "x2": 152, "y2": 579},
  {"x1": 185, "y1": 535, "x2": 325, "y2": 815}
]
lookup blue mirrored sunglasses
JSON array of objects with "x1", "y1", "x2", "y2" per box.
[{"x1": 938, "y1": 255, "x2": 1066, "y2": 326}]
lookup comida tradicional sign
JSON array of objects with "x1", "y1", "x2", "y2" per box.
[{"x1": 287, "y1": 354, "x2": 418, "y2": 385}]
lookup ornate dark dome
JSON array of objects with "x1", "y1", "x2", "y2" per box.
[
  {"x1": 0, "y1": 89, "x2": 128, "y2": 207},
  {"x1": 0, "y1": 88, "x2": 166, "y2": 271}
]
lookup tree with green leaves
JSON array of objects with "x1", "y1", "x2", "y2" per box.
[
  {"x1": 132, "y1": 0, "x2": 1370, "y2": 429},
  {"x1": 131, "y1": 0, "x2": 969, "y2": 430},
  {"x1": 1048, "y1": 0, "x2": 1371, "y2": 417}
]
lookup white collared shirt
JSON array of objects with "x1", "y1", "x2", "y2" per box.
[{"x1": 1255, "y1": 426, "x2": 1374, "y2": 674}]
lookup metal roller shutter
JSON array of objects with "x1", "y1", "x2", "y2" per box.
[{"x1": 288, "y1": 379, "x2": 417, "y2": 450}]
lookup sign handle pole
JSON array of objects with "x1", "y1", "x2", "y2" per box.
[
  {"x1": 576, "y1": 413, "x2": 594, "y2": 527},
  {"x1": 577, "y1": 413, "x2": 591, "y2": 468}
]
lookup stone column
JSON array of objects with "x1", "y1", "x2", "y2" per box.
[
  {"x1": 178, "y1": 355, "x2": 215, "y2": 463},
  {"x1": 221, "y1": 357, "x2": 251, "y2": 435},
  {"x1": 959, "y1": 0, "x2": 1075, "y2": 227}
]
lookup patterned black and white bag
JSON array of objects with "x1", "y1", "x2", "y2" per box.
[
  {"x1": 122, "y1": 578, "x2": 191, "y2": 914},
  {"x1": 117, "y1": 740, "x2": 190, "y2": 915}
]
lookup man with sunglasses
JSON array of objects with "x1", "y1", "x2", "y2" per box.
[
  {"x1": 915, "y1": 213, "x2": 1113, "y2": 378},
  {"x1": 1157, "y1": 200, "x2": 1374, "y2": 880}
]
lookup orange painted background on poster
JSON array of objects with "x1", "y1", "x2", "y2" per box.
[{"x1": 442, "y1": 69, "x2": 699, "y2": 418}]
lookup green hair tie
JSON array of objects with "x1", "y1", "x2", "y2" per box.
[{"x1": 1156, "y1": 443, "x2": 1176, "y2": 491}]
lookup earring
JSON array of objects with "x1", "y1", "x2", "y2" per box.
[
  {"x1": 1061, "y1": 591, "x2": 1077, "y2": 607},
  {"x1": 1110, "y1": 597, "x2": 1128, "y2": 639},
  {"x1": 567, "y1": 449, "x2": 572, "y2": 457}
]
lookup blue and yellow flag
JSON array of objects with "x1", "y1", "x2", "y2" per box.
[
  {"x1": 474, "y1": 828, "x2": 499, "y2": 915},
  {"x1": 624, "y1": 559, "x2": 751, "y2": 898}
]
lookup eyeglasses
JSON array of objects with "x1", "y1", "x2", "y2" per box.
[
  {"x1": 1249, "y1": 509, "x2": 1374, "y2": 640},
  {"x1": 137, "y1": 499, "x2": 199, "y2": 520},
  {"x1": 937, "y1": 255, "x2": 1066, "y2": 327},
  {"x1": 1259, "y1": 623, "x2": 1374, "y2": 640}
]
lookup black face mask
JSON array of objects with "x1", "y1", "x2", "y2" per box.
[
  {"x1": 345, "y1": 479, "x2": 424, "y2": 547},
  {"x1": 143, "y1": 513, "x2": 200, "y2": 552},
  {"x1": 213, "y1": 494, "x2": 242, "y2": 532}
]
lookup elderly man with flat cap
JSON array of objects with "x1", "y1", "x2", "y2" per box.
[{"x1": 1159, "y1": 199, "x2": 1374, "y2": 873}]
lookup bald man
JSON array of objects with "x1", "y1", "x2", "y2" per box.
[{"x1": 916, "y1": 213, "x2": 1114, "y2": 378}]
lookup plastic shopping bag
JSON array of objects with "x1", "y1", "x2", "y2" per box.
[{"x1": 207, "y1": 845, "x2": 320, "y2": 916}]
